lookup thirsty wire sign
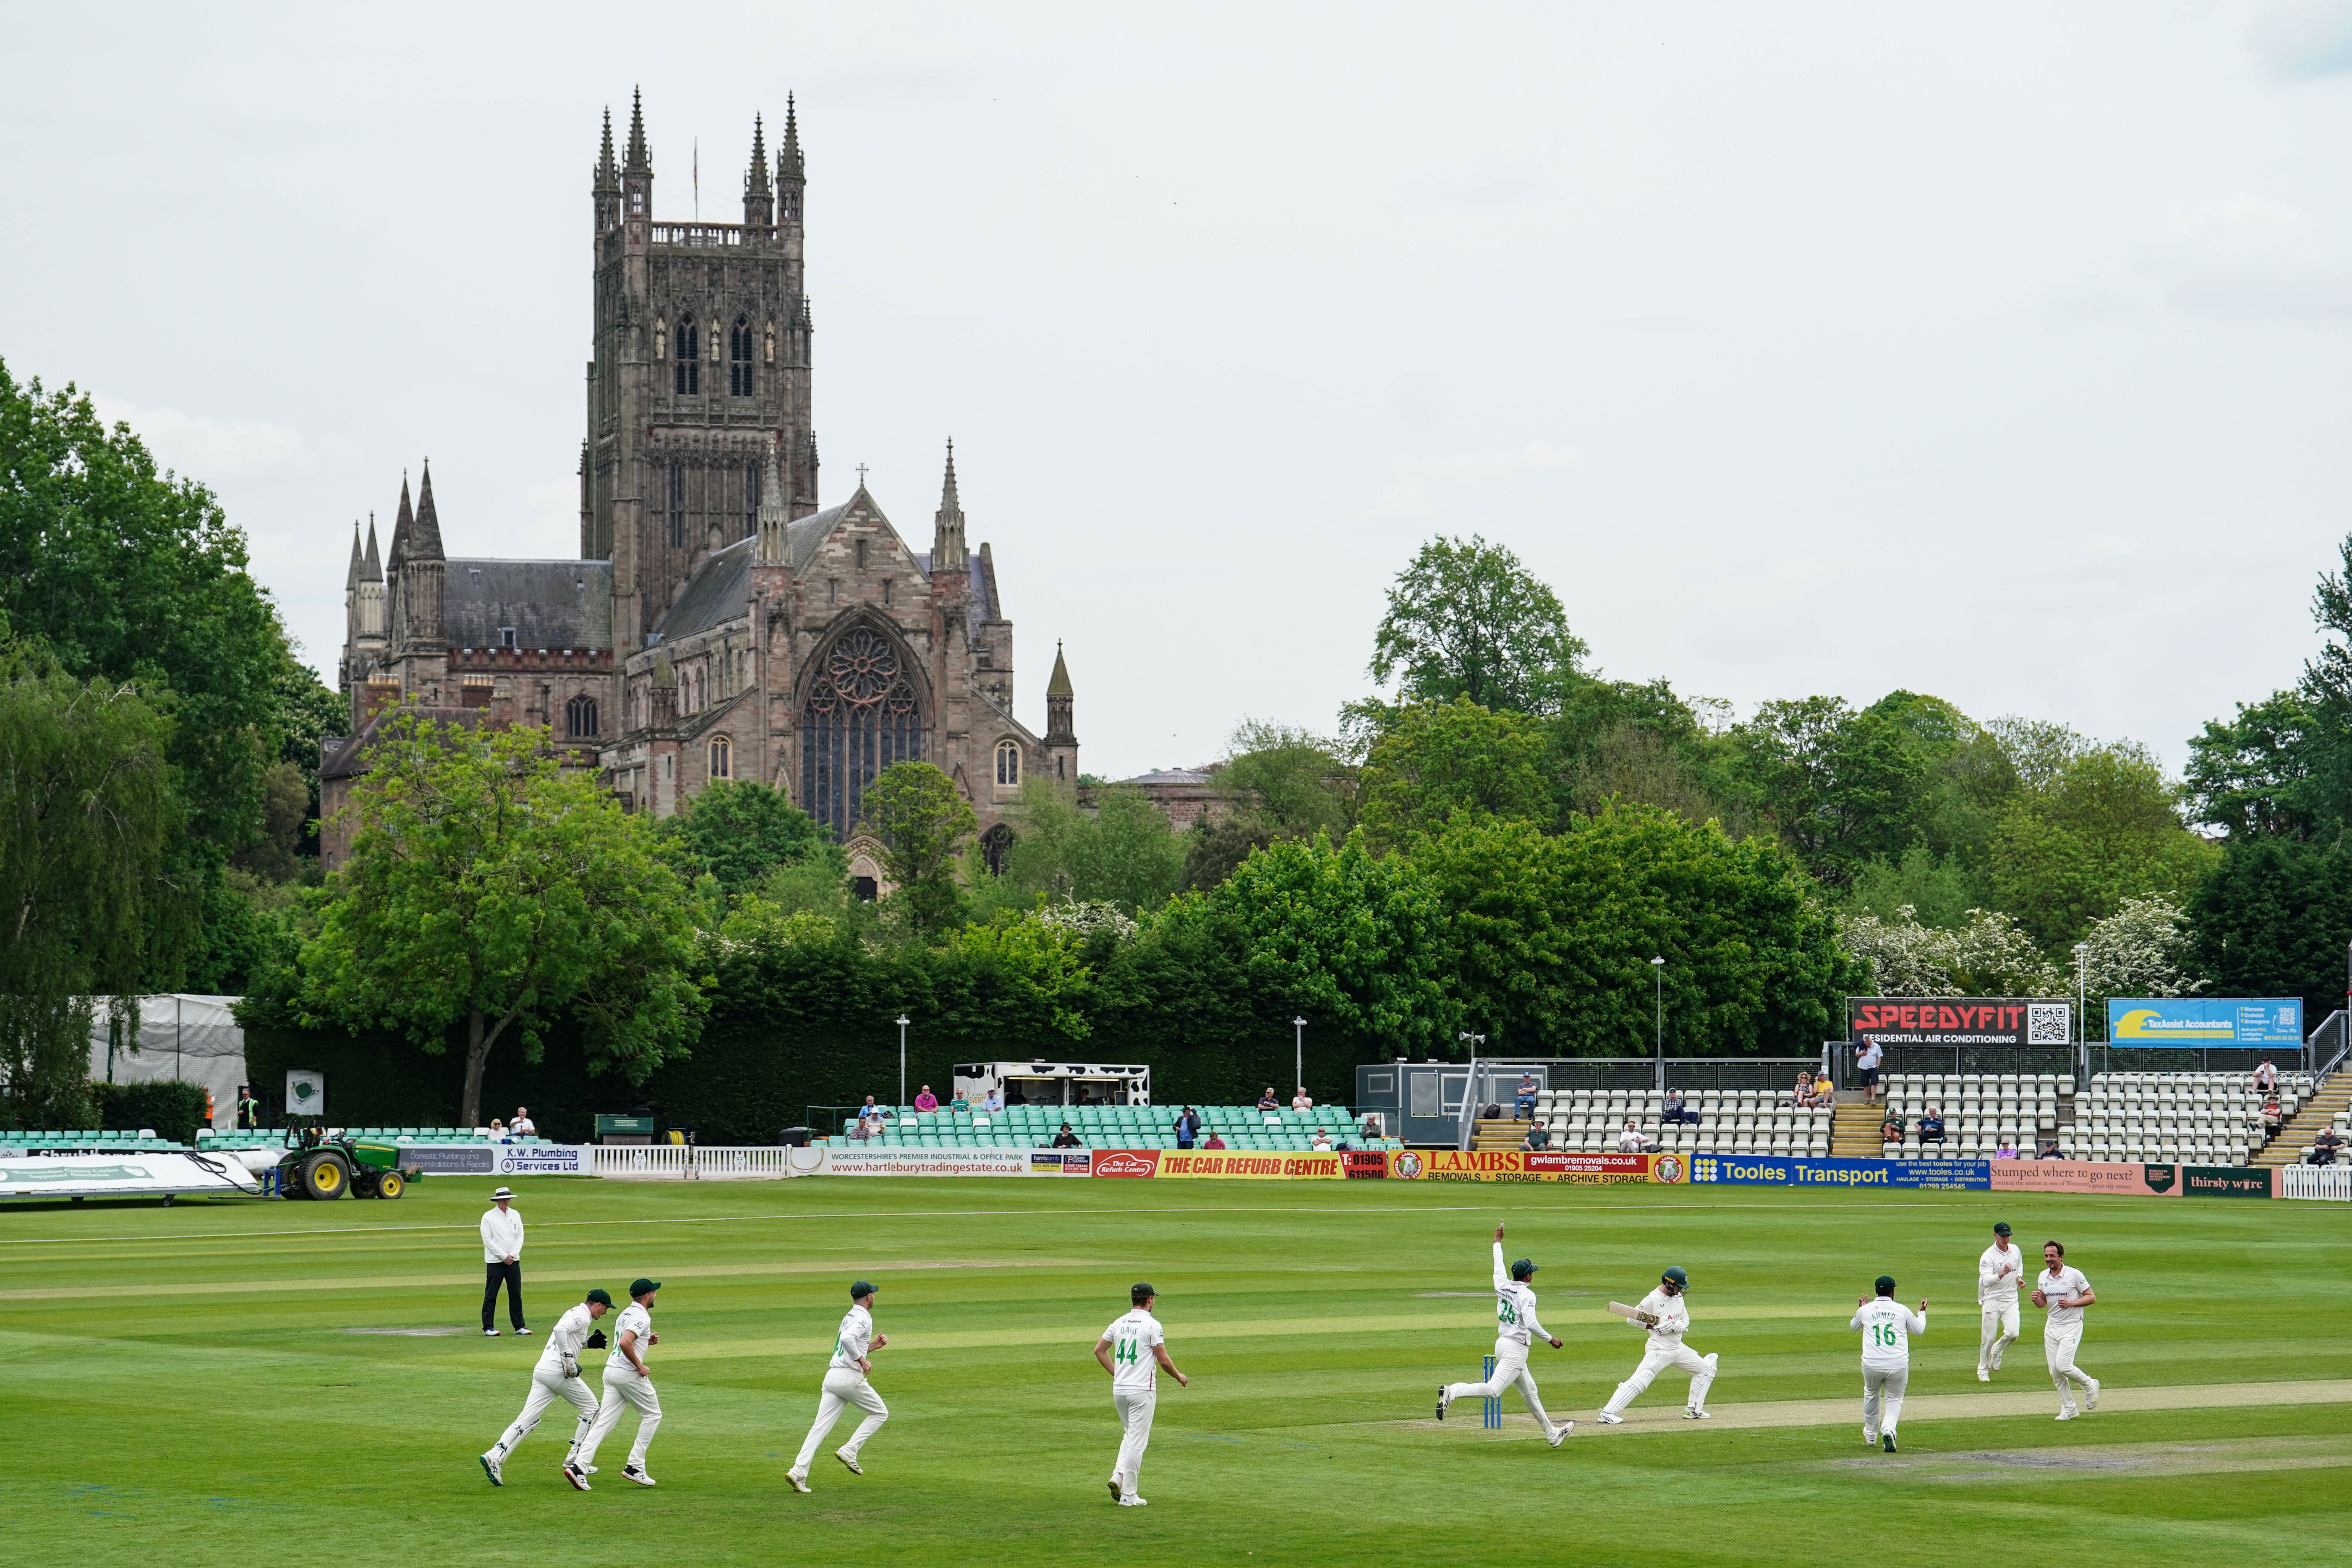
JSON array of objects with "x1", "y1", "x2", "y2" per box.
[
  {"x1": 2106, "y1": 998, "x2": 2302, "y2": 1047},
  {"x1": 1849, "y1": 998, "x2": 2071, "y2": 1048}
]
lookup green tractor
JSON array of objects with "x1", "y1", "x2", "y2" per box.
[{"x1": 277, "y1": 1123, "x2": 412, "y2": 1200}]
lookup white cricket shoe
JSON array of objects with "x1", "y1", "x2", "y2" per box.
[
  {"x1": 2084, "y1": 1378, "x2": 2100, "y2": 1411},
  {"x1": 1976, "y1": 1368, "x2": 1990, "y2": 1382},
  {"x1": 623, "y1": 1466, "x2": 656, "y2": 1487},
  {"x1": 1882, "y1": 1432, "x2": 1897, "y2": 1453},
  {"x1": 1108, "y1": 1479, "x2": 1123, "y2": 1503},
  {"x1": 562, "y1": 1461, "x2": 592, "y2": 1490},
  {"x1": 483, "y1": 1328, "x2": 501, "y2": 1336},
  {"x1": 1547, "y1": 1421, "x2": 1572, "y2": 1448},
  {"x1": 1683, "y1": 1407, "x2": 1711, "y2": 1420},
  {"x1": 2055, "y1": 1409, "x2": 2077, "y2": 1422},
  {"x1": 479, "y1": 1453, "x2": 503, "y2": 1486},
  {"x1": 1435, "y1": 1386, "x2": 1450, "y2": 1420},
  {"x1": 515, "y1": 1327, "x2": 532, "y2": 1337},
  {"x1": 785, "y1": 1471, "x2": 811, "y2": 1494},
  {"x1": 835, "y1": 1450, "x2": 864, "y2": 1476},
  {"x1": 1596, "y1": 1411, "x2": 1623, "y2": 1424},
  {"x1": 1863, "y1": 1429, "x2": 1876, "y2": 1446},
  {"x1": 1119, "y1": 1496, "x2": 1149, "y2": 1507}
]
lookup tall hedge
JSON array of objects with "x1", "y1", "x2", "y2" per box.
[{"x1": 94, "y1": 1079, "x2": 212, "y2": 1144}]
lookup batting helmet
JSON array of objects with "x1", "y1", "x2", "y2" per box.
[{"x1": 1662, "y1": 1266, "x2": 1690, "y2": 1290}]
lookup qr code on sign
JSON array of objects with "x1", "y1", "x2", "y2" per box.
[{"x1": 2028, "y1": 1003, "x2": 2070, "y2": 1044}]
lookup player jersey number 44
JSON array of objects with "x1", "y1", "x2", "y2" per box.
[{"x1": 1104, "y1": 1308, "x2": 1166, "y2": 1394}]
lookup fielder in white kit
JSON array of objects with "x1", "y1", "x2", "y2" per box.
[
  {"x1": 567, "y1": 1278, "x2": 663, "y2": 1489},
  {"x1": 785, "y1": 1280, "x2": 891, "y2": 1493},
  {"x1": 480, "y1": 1287, "x2": 612, "y2": 1485},
  {"x1": 1976, "y1": 1220, "x2": 2026, "y2": 1381},
  {"x1": 1850, "y1": 1274, "x2": 1926, "y2": 1453},
  {"x1": 2032, "y1": 1240, "x2": 2100, "y2": 1419},
  {"x1": 1095, "y1": 1281, "x2": 1188, "y2": 1507},
  {"x1": 1598, "y1": 1265, "x2": 1717, "y2": 1422},
  {"x1": 1435, "y1": 1223, "x2": 1571, "y2": 1447}
]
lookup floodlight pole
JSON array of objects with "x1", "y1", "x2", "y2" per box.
[
  {"x1": 2073, "y1": 942, "x2": 2089, "y2": 1082},
  {"x1": 1651, "y1": 958, "x2": 1666, "y2": 1093},
  {"x1": 896, "y1": 1015, "x2": 911, "y2": 1110},
  {"x1": 1293, "y1": 1017, "x2": 1308, "y2": 1102}
]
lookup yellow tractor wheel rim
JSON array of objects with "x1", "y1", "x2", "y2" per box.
[
  {"x1": 378, "y1": 1173, "x2": 402, "y2": 1198},
  {"x1": 315, "y1": 1163, "x2": 341, "y2": 1192}
]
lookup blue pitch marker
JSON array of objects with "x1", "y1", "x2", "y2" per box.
[{"x1": 1482, "y1": 1354, "x2": 1502, "y2": 1429}]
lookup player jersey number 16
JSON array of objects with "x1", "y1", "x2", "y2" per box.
[{"x1": 1870, "y1": 1324, "x2": 1900, "y2": 1348}]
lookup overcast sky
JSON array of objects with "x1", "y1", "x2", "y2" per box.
[{"x1": 8, "y1": 3, "x2": 2352, "y2": 778}]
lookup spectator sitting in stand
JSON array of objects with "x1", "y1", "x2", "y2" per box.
[
  {"x1": 1793, "y1": 1071, "x2": 1818, "y2": 1108},
  {"x1": 982, "y1": 1087, "x2": 1004, "y2": 1114},
  {"x1": 1257, "y1": 1087, "x2": 1281, "y2": 1112},
  {"x1": 1661, "y1": 1088, "x2": 1697, "y2": 1125},
  {"x1": 1310, "y1": 1127, "x2": 1333, "y2": 1151},
  {"x1": 512, "y1": 1107, "x2": 536, "y2": 1138},
  {"x1": 1521, "y1": 1123, "x2": 1552, "y2": 1152},
  {"x1": 1202, "y1": 1130, "x2": 1227, "y2": 1150},
  {"x1": 1814, "y1": 1071, "x2": 1835, "y2": 1103},
  {"x1": 914, "y1": 1085, "x2": 940, "y2": 1113},
  {"x1": 1292, "y1": 1087, "x2": 1315, "y2": 1113},
  {"x1": 1879, "y1": 1111, "x2": 1905, "y2": 1144},
  {"x1": 2311, "y1": 1125, "x2": 2344, "y2": 1166},
  {"x1": 1993, "y1": 1137, "x2": 2020, "y2": 1160},
  {"x1": 2263, "y1": 1096, "x2": 2284, "y2": 1135},
  {"x1": 1617, "y1": 1120, "x2": 1655, "y2": 1153},
  {"x1": 858, "y1": 1095, "x2": 883, "y2": 1124},
  {"x1": 1513, "y1": 1073, "x2": 1539, "y2": 1121},
  {"x1": 1359, "y1": 1111, "x2": 1383, "y2": 1143},
  {"x1": 2037, "y1": 1139, "x2": 2065, "y2": 1160},
  {"x1": 489, "y1": 1118, "x2": 508, "y2": 1142},
  {"x1": 1918, "y1": 1107, "x2": 1946, "y2": 1144},
  {"x1": 2255, "y1": 1057, "x2": 2279, "y2": 1093},
  {"x1": 846, "y1": 1116, "x2": 873, "y2": 1143},
  {"x1": 1052, "y1": 1123, "x2": 1082, "y2": 1148}
]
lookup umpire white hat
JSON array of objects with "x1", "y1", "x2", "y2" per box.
[{"x1": 491, "y1": 1186, "x2": 515, "y2": 1200}]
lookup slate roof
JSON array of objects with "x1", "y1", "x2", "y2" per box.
[
  {"x1": 783, "y1": 501, "x2": 849, "y2": 573},
  {"x1": 444, "y1": 559, "x2": 614, "y2": 650},
  {"x1": 653, "y1": 537, "x2": 755, "y2": 642},
  {"x1": 320, "y1": 704, "x2": 485, "y2": 781}
]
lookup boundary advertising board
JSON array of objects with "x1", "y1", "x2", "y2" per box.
[
  {"x1": 2106, "y1": 998, "x2": 2302, "y2": 1047},
  {"x1": 1690, "y1": 1154, "x2": 1991, "y2": 1190},
  {"x1": 1849, "y1": 997, "x2": 2072, "y2": 1048},
  {"x1": 1385, "y1": 1150, "x2": 1674, "y2": 1184}
]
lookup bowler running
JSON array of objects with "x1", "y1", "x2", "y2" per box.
[
  {"x1": 1436, "y1": 1223, "x2": 1571, "y2": 1447},
  {"x1": 786, "y1": 1280, "x2": 891, "y2": 1493}
]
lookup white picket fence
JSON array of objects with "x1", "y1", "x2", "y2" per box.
[
  {"x1": 590, "y1": 1145, "x2": 796, "y2": 1181},
  {"x1": 2282, "y1": 1163, "x2": 2352, "y2": 1201}
]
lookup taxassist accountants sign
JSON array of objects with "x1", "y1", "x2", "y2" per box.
[
  {"x1": 2106, "y1": 998, "x2": 2302, "y2": 1047},
  {"x1": 1850, "y1": 997, "x2": 2072, "y2": 1048}
]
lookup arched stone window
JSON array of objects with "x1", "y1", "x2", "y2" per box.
[
  {"x1": 995, "y1": 740, "x2": 1020, "y2": 787},
  {"x1": 675, "y1": 315, "x2": 700, "y2": 394},
  {"x1": 800, "y1": 625, "x2": 924, "y2": 840},
  {"x1": 729, "y1": 315, "x2": 755, "y2": 396},
  {"x1": 566, "y1": 694, "x2": 599, "y2": 739},
  {"x1": 709, "y1": 735, "x2": 732, "y2": 780},
  {"x1": 980, "y1": 822, "x2": 1016, "y2": 876}
]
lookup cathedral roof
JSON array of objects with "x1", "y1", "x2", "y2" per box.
[
  {"x1": 783, "y1": 500, "x2": 851, "y2": 573},
  {"x1": 443, "y1": 559, "x2": 614, "y2": 649},
  {"x1": 653, "y1": 536, "x2": 756, "y2": 643}
]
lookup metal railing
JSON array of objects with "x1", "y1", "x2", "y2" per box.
[
  {"x1": 1450, "y1": 1057, "x2": 1825, "y2": 1150},
  {"x1": 2282, "y1": 1163, "x2": 2351, "y2": 1201},
  {"x1": 590, "y1": 1145, "x2": 794, "y2": 1180},
  {"x1": 2311, "y1": 1010, "x2": 2349, "y2": 1080}
]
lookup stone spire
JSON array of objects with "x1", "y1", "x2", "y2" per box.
[
  {"x1": 596, "y1": 106, "x2": 618, "y2": 188},
  {"x1": 345, "y1": 521, "x2": 364, "y2": 589},
  {"x1": 930, "y1": 438, "x2": 967, "y2": 573},
  {"x1": 624, "y1": 86, "x2": 651, "y2": 173},
  {"x1": 755, "y1": 438, "x2": 789, "y2": 566},
  {"x1": 779, "y1": 93, "x2": 804, "y2": 180},
  {"x1": 1044, "y1": 640, "x2": 1076, "y2": 745},
  {"x1": 361, "y1": 515, "x2": 382, "y2": 581},
  {"x1": 387, "y1": 472, "x2": 414, "y2": 570},
  {"x1": 408, "y1": 460, "x2": 445, "y2": 561},
  {"x1": 745, "y1": 115, "x2": 772, "y2": 194}
]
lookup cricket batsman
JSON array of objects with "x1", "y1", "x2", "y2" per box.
[
  {"x1": 1598, "y1": 1265, "x2": 1717, "y2": 1422},
  {"x1": 480, "y1": 1287, "x2": 612, "y2": 1484},
  {"x1": 1850, "y1": 1275, "x2": 1926, "y2": 1452},
  {"x1": 786, "y1": 1280, "x2": 890, "y2": 1493},
  {"x1": 2031, "y1": 1240, "x2": 2100, "y2": 1419},
  {"x1": 1435, "y1": 1224, "x2": 1571, "y2": 1447},
  {"x1": 1976, "y1": 1220, "x2": 2025, "y2": 1381}
]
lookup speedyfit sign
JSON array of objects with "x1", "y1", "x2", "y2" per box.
[
  {"x1": 1689, "y1": 1154, "x2": 1991, "y2": 1191},
  {"x1": 1849, "y1": 998, "x2": 2071, "y2": 1048}
]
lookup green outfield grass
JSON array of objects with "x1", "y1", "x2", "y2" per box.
[{"x1": 8, "y1": 1175, "x2": 2352, "y2": 1566}]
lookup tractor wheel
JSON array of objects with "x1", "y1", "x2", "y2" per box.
[
  {"x1": 299, "y1": 1151, "x2": 350, "y2": 1201},
  {"x1": 375, "y1": 1169, "x2": 405, "y2": 1200}
]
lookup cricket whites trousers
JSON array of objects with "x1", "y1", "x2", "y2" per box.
[
  {"x1": 1111, "y1": 1390, "x2": 1156, "y2": 1501},
  {"x1": 1443, "y1": 1340, "x2": 1561, "y2": 1435},
  {"x1": 482, "y1": 1261, "x2": 524, "y2": 1332},
  {"x1": 1861, "y1": 1365, "x2": 1908, "y2": 1441},
  {"x1": 2046, "y1": 1324, "x2": 2094, "y2": 1413},
  {"x1": 575, "y1": 1364, "x2": 661, "y2": 1471},
  {"x1": 1979, "y1": 1299, "x2": 2020, "y2": 1373},
  {"x1": 489, "y1": 1366, "x2": 599, "y2": 1465},
  {"x1": 794, "y1": 1368, "x2": 888, "y2": 1476},
  {"x1": 1603, "y1": 1340, "x2": 1718, "y2": 1416}
]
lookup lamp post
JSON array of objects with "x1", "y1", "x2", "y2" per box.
[
  {"x1": 2072, "y1": 942, "x2": 2089, "y2": 1082},
  {"x1": 1651, "y1": 957, "x2": 1666, "y2": 1093},
  {"x1": 896, "y1": 1015, "x2": 911, "y2": 1110},
  {"x1": 1292, "y1": 1017, "x2": 1308, "y2": 1103}
]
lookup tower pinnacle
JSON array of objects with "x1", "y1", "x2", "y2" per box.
[{"x1": 624, "y1": 86, "x2": 650, "y2": 173}]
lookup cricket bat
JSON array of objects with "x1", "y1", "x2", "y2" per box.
[{"x1": 1607, "y1": 1301, "x2": 1646, "y2": 1321}]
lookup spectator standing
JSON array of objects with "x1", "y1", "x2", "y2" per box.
[
  {"x1": 1053, "y1": 1124, "x2": 1082, "y2": 1149},
  {"x1": 1855, "y1": 1039, "x2": 1884, "y2": 1105},
  {"x1": 1257, "y1": 1087, "x2": 1280, "y2": 1112},
  {"x1": 914, "y1": 1085, "x2": 939, "y2": 1113},
  {"x1": 1292, "y1": 1087, "x2": 1314, "y2": 1113},
  {"x1": 481, "y1": 1186, "x2": 528, "y2": 1338},
  {"x1": 1514, "y1": 1073, "x2": 1539, "y2": 1121},
  {"x1": 1173, "y1": 1108, "x2": 1200, "y2": 1150},
  {"x1": 512, "y1": 1107, "x2": 536, "y2": 1139},
  {"x1": 238, "y1": 1088, "x2": 260, "y2": 1130},
  {"x1": 2255, "y1": 1058, "x2": 2279, "y2": 1093}
]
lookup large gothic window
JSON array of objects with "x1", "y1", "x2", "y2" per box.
[
  {"x1": 980, "y1": 823, "x2": 1015, "y2": 875},
  {"x1": 995, "y1": 740, "x2": 1020, "y2": 787},
  {"x1": 800, "y1": 627, "x2": 925, "y2": 841},
  {"x1": 729, "y1": 316, "x2": 755, "y2": 396},
  {"x1": 567, "y1": 694, "x2": 599, "y2": 739},
  {"x1": 675, "y1": 316, "x2": 700, "y2": 394},
  {"x1": 745, "y1": 460, "x2": 761, "y2": 537}
]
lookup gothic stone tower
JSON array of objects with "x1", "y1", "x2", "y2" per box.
[{"x1": 583, "y1": 91, "x2": 817, "y2": 658}]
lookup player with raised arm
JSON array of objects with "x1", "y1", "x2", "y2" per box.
[
  {"x1": 1436, "y1": 1224, "x2": 1571, "y2": 1448},
  {"x1": 1851, "y1": 1275, "x2": 1927, "y2": 1452},
  {"x1": 785, "y1": 1280, "x2": 891, "y2": 1493},
  {"x1": 1598, "y1": 1266, "x2": 1717, "y2": 1423},
  {"x1": 1096, "y1": 1281, "x2": 1187, "y2": 1507},
  {"x1": 480, "y1": 1287, "x2": 611, "y2": 1485},
  {"x1": 2031, "y1": 1240, "x2": 2099, "y2": 1420},
  {"x1": 1976, "y1": 1220, "x2": 2026, "y2": 1381}
]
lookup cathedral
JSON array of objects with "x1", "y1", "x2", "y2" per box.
[{"x1": 326, "y1": 94, "x2": 1077, "y2": 878}]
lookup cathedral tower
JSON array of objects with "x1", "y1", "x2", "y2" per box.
[{"x1": 584, "y1": 90, "x2": 817, "y2": 656}]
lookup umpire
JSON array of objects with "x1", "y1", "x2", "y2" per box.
[{"x1": 481, "y1": 1186, "x2": 529, "y2": 1337}]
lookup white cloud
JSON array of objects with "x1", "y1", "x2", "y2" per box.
[
  {"x1": 90, "y1": 397, "x2": 307, "y2": 477},
  {"x1": 2248, "y1": 0, "x2": 2352, "y2": 78}
]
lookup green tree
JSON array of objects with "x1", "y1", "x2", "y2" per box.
[
  {"x1": 1356, "y1": 699, "x2": 1552, "y2": 849},
  {"x1": 857, "y1": 761, "x2": 977, "y2": 936},
  {"x1": 297, "y1": 716, "x2": 708, "y2": 1126},
  {"x1": 1368, "y1": 534, "x2": 1586, "y2": 715},
  {"x1": 1836, "y1": 905, "x2": 2063, "y2": 997},
  {"x1": 271, "y1": 653, "x2": 350, "y2": 859},
  {"x1": 1723, "y1": 697, "x2": 1928, "y2": 886},
  {"x1": 0, "y1": 651, "x2": 178, "y2": 1128},
  {"x1": 988, "y1": 779, "x2": 1184, "y2": 916},
  {"x1": 1984, "y1": 745, "x2": 2219, "y2": 950},
  {"x1": 660, "y1": 779, "x2": 834, "y2": 895},
  {"x1": 1217, "y1": 720, "x2": 1356, "y2": 839},
  {"x1": 2185, "y1": 835, "x2": 2352, "y2": 1029},
  {"x1": 2185, "y1": 688, "x2": 2336, "y2": 840}
]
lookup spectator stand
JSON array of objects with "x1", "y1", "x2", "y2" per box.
[
  {"x1": 807, "y1": 1103, "x2": 1395, "y2": 1155},
  {"x1": 1352, "y1": 1058, "x2": 1829, "y2": 1150}
]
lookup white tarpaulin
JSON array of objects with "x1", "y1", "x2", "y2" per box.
[
  {"x1": 0, "y1": 1150, "x2": 262, "y2": 1201},
  {"x1": 87, "y1": 996, "x2": 247, "y2": 1123}
]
